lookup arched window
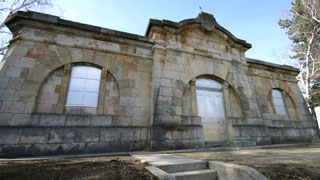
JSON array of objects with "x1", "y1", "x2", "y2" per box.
[
  {"x1": 196, "y1": 78, "x2": 222, "y2": 90},
  {"x1": 272, "y1": 89, "x2": 287, "y2": 116},
  {"x1": 66, "y1": 66, "x2": 101, "y2": 107}
]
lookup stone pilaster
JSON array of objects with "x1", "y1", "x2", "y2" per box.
[{"x1": 190, "y1": 78, "x2": 198, "y2": 116}]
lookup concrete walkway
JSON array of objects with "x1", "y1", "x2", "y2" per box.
[
  {"x1": 131, "y1": 152, "x2": 203, "y2": 166},
  {"x1": 131, "y1": 152, "x2": 271, "y2": 180},
  {"x1": 131, "y1": 152, "x2": 219, "y2": 180},
  {"x1": 0, "y1": 142, "x2": 311, "y2": 162}
]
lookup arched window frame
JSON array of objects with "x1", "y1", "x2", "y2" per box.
[
  {"x1": 66, "y1": 65, "x2": 102, "y2": 107},
  {"x1": 271, "y1": 89, "x2": 287, "y2": 116}
]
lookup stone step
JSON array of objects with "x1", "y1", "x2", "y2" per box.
[
  {"x1": 170, "y1": 169, "x2": 218, "y2": 180},
  {"x1": 157, "y1": 161, "x2": 208, "y2": 173}
]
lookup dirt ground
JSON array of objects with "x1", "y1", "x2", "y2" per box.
[
  {"x1": 0, "y1": 155, "x2": 158, "y2": 180},
  {"x1": 1, "y1": 148, "x2": 319, "y2": 180},
  {"x1": 174, "y1": 147, "x2": 320, "y2": 180}
]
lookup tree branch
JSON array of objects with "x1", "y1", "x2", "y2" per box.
[{"x1": 302, "y1": 0, "x2": 320, "y2": 23}]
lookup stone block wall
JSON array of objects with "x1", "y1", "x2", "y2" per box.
[
  {"x1": 247, "y1": 59, "x2": 318, "y2": 143},
  {"x1": 0, "y1": 120, "x2": 149, "y2": 157},
  {"x1": 147, "y1": 12, "x2": 318, "y2": 146},
  {"x1": 0, "y1": 11, "x2": 154, "y2": 157},
  {"x1": 147, "y1": 13, "x2": 271, "y2": 147},
  {"x1": 36, "y1": 66, "x2": 68, "y2": 114}
]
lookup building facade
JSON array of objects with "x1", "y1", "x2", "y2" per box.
[{"x1": 0, "y1": 11, "x2": 318, "y2": 157}]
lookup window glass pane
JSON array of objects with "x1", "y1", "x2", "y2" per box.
[
  {"x1": 196, "y1": 79, "x2": 204, "y2": 87},
  {"x1": 273, "y1": 97, "x2": 285, "y2": 106},
  {"x1": 278, "y1": 98, "x2": 285, "y2": 106},
  {"x1": 83, "y1": 92, "x2": 99, "y2": 107},
  {"x1": 86, "y1": 67, "x2": 101, "y2": 80},
  {"x1": 272, "y1": 90, "x2": 282, "y2": 98},
  {"x1": 66, "y1": 91, "x2": 83, "y2": 106},
  {"x1": 206, "y1": 95, "x2": 215, "y2": 118},
  {"x1": 85, "y1": 79, "x2": 100, "y2": 92},
  {"x1": 276, "y1": 106, "x2": 287, "y2": 115},
  {"x1": 204, "y1": 80, "x2": 213, "y2": 87},
  {"x1": 196, "y1": 78, "x2": 222, "y2": 90},
  {"x1": 197, "y1": 93, "x2": 206, "y2": 120},
  {"x1": 272, "y1": 89, "x2": 287, "y2": 116},
  {"x1": 69, "y1": 78, "x2": 86, "y2": 91},
  {"x1": 211, "y1": 81, "x2": 222, "y2": 89},
  {"x1": 71, "y1": 66, "x2": 87, "y2": 78}
]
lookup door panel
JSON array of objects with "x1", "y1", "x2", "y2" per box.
[
  {"x1": 196, "y1": 79, "x2": 226, "y2": 141},
  {"x1": 197, "y1": 94, "x2": 206, "y2": 120}
]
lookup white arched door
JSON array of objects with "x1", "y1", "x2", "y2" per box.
[{"x1": 196, "y1": 78, "x2": 226, "y2": 141}]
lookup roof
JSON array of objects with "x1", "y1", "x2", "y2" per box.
[
  {"x1": 247, "y1": 58, "x2": 300, "y2": 72},
  {"x1": 5, "y1": 11, "x2": 153, "y2": 43}
]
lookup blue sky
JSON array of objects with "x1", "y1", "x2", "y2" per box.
[{"x1": 56, "y1": 0, "x2": 294, "y2": 66}]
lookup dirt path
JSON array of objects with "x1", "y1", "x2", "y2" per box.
[
  {"x1": 0, "y1": 155, "x2": 158, "y2": 180},
  {"x1": 174, "y1": 147, "x2": 320, "y2": 180}
]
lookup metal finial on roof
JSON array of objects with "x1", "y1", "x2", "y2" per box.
[{"x1": 199, "y1": 6, "x2": 202, "y2": 12}]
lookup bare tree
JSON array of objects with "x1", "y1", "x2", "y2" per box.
[
  {"x1": 0, "y1": 0, "x2": 61, "y2": 56},
  {"x1": 279, "y1": 0, "x2": 320, "y2": 117}
]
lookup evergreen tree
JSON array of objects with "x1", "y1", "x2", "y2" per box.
[{"x1": 279, "y1": 0, "x2": 320, "y2": 117}]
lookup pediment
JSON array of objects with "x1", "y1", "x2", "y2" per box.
[
  {"x1": 146, "y1": 12, "x2": 251, "y2": 51},
  {"x1": 177, "y1": 23, "x2": 231, "y2": 48}
]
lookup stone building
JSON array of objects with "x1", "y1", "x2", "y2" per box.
[{"x1": 0, "y1": 11, "x2": 318, "y2": 157}]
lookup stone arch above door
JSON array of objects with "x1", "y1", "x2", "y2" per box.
[{"x1": 182, "y1": 74, "x2": 243, "y2": 118}]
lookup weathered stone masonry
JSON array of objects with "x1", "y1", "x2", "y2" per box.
[{"x1": 0, "y1": 11, "x2": 318, "y2": 157}]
